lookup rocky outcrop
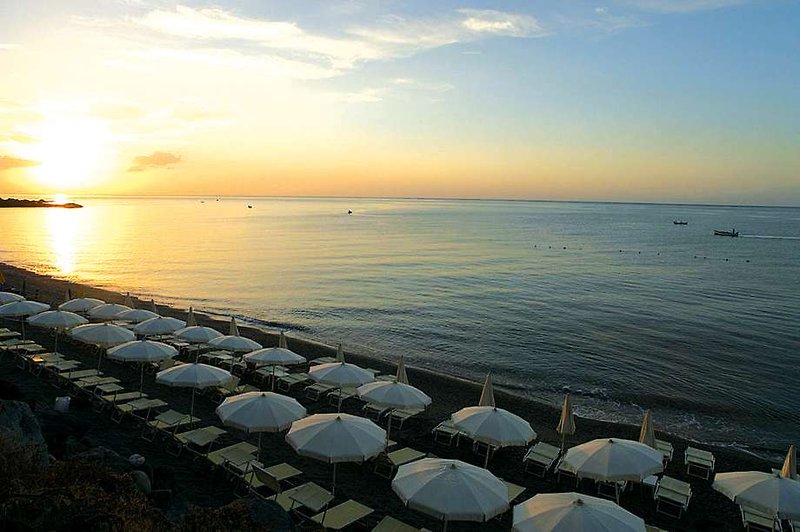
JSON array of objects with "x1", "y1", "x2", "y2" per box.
[
  {"x1": 73, "y1": 445, "x2": 130, "y2": 472},
  {"x1": 0, "y1": 400, "x2": 49, "y2": 466}
]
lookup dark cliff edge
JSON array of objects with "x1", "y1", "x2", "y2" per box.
[{"x1": 0, "y1": 198, "x2": 83, "y2": 208}]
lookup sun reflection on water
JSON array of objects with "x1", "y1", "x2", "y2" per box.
[{"x1": 45, "y1": 208, "x2": 79, "y2": 275}]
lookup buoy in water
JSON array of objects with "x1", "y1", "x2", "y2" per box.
[{"x1": 348, "y1": 210, "x2": 352, "y2": 215}]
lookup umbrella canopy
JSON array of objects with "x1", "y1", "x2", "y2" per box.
[
  {"x1": 217, "y1": 391, "x2": 306, "y2": 433},
  {"x1": 134, "y1": 316, "x2": 186, "y2": 336},
  {"x1": 244, "y1": 345, "x2": 306, "y2": 367},
  {"x1": 115, "y1": 308, "x2": 159, "y2": 323},
  {"x1": 208, "y1": 334, "x2": 262, "y2": 352},
  {"x1": 638, "y1": 410, "x2": 655, "y2": 448},
  {"x1": 308, "y1": 362, "x2": 374, "y2": 388},
  {"x1": 156, "y1": 362, "x2": 233, "y2": 388},
  {"x1": 186, "y1": 307, "x2": 197, "y2": 327},
  {"x1": 560, "y1": 438, "x2": 663, "y2": 482},
  {"x1": 59, "y1": 297, "x2": 104, "y2": 313},
  {"x1": 357, "y1": 380, "x2": 432, "y2": 410},
  {"x1": 512, "y1": 492, "x2": 646, "y2": 532},
  {"x1": 0, "y1": 300, "x2": 50, "y2": 317},
  {"x1": 107, "y1": 340, "x2": 178, "y2": 362},
  {"x1": 0, "y1": 292, "x2": 25, "y2": 304},
  {"x1": 88, "y1": 303, "x2": 132, "y2": 321},
  {"x1": 286, "y1": 413, "x2": 386, "y2": 463},
  {"x1": 27, "y1": 310, "x2": 87, "y2": 330},
  {"x1": 392, "y1": 458, "x2": 510, "y2": 524},
  {"x1": 174, "y1": 325, "x2": 223, "y2": 344},
  {"x1": 452, "y1": 406, "x2": 536, "y2": 448},
  {"x1": 479, "y1": 373, "x2": 495, "y2": 407},
  {"x1": 70, "y1": 323, "x2": 136, "y2": 347}
]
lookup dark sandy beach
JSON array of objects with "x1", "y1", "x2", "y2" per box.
[{"x1": 0, "y1": 261, "x2": 776, "y2": 530}]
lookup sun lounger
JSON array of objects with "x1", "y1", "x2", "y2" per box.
[
  {"x1": 305, "y1": 382, "x2": 337, "y2": 401},
  {"x1": 172, "y1": 426, "x2": 226, "y2": 457},
  {"x1": 328, "y1": 386, "x2": 359, "y2": 408},
  {"x1": 375, "y1": 447, "x2": 426, "y2": 478},
  {"x1": 214, "y1": 376, "x2": 257, "y2": 399},
  {"x1": 99, "y1": 390, "x2": 147, "y2": 406},
  {"x1": 206, "y1": 442, "x2": 258, "y2": 468},
  {"x1": 273, "y1": 482, "x2": 333, "y2": 513},
  {"x1": 432, "y1": 420, "x2": 464, "y2": 446},
  {"x1": 556, "y1": 458, "x2": 580, "y2": 486},
  {"x1": 246, "y1": 462, "x2": 303, "y2": 492},
  {"x1": 685, "y1": 446, "x2": 715, "y2": 479},
  {"x1": 388, "y1": 408, "x2": 422, "y2": 431},
  {"x1": 312, "y1": 500, "x2": 374, "y2": 530},
  {"x1": 597, "y1": 480, "x2": 628, "y2": 504},
  {"x1": 62, "y1": 368, "x2": 100, "y2": 381},
  {"x1": 372, "y1": 516, "x2": 425, "y2": 532},
  {"x1": 740, "y1": 505, "x2": 778, "y2": 531},
  {"x1": 364, "y1": 403, "x2": 392, "y2": 421},
  {"x1": 142, "y1": 409, "x2": 198, "y2": 440},
  {"x1": 111, "y1": 398, "x2": 167, "y2": 423},
  {"x1": 277, "y1": 373, "x2": 312, "y2": 392},
  {"x1": 504, "y1": 480, "x2": 526, "y2": 503},
  {"x1": 95, "y1": 383, "x2": 124, "y2": 396},
  {"x1": 523, "y1": 442, "x2": 561, "y2": 477},
  {"x1": 655, "y1": 476, "x2": 692, "y2": 518},
  {"x1": 74, "y1": 376, "x2": 120, "y2": 389},
  {"x1": 655, "y1": 438, "x2": 674, "y2": 463},
  {"x1": 645, "y1": 526, "x2": 669, "y2": 532}
]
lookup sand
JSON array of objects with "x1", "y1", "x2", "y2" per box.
[{"x1": 0, "y1": 261, "x2": 776, "y2": 530}]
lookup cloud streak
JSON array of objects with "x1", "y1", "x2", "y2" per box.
[
  {"x1": 128, "y1": 151, "x2": 182, "y2": 172},
  {"x1": 618, "y1": 0, "x2": 747, "y2": 13},
  {"x1": 0, "y1": 155, "x2": 38, "y2": 171}
]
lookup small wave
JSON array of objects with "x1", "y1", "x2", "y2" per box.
[{"x1": 740, "y1": 234, "x2": 800, "y2": 240}]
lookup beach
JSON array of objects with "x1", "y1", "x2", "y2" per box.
[{"x1": 0, "y1": 260, "x2": 778, "y2": 530}]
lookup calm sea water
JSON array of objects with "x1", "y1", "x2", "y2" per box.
[{"x1": 2, "y1": 197, "x2": 799, "y2": 453}]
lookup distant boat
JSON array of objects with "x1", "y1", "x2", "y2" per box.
[
  {"x1": 247, "y1": 205, "x2": 252, "y2": 209},
  {"x1": 714, "y1": 229, "x2": 739, "y2": 237},
  {"x1": 673, "y1": 220, "x2": 688, "y2": 225},
  {"x1": 348, "y1": 210, "x2": 352, "y2": 215}
]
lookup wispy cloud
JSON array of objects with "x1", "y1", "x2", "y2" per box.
[
  {"x1": 0, "y1": 155, "x2": 38, "y2": 170},
  {"x1": 617, "y1": 0, "x2": 747, "y2": 13},
  {"x1": 391, "y1": 78, "x2": 455, "y2": 93},
  {"x1": 128, "y1": 151, "x2": 182, "y2": 172}
]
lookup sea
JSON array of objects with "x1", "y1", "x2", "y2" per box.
[{"x1": 1, "y1": 196, "x2": 798, "y2": 456}]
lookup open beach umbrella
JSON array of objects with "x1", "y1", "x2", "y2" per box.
[
  {"x1": 174, "y1": 325, "x2": 223, "y2": 345},
  {"x1": 88, "y1": 303, "x2": 132, "y2": 321},
  {"x1": 560, "y1": 438, "x2": 663, "y2": 488},
  {"x1": 156, "y1": 362, "x2": 233, "y2": 421},
  {"x1": 639, "y1": 410, "x2": 655, "y2": 448},
  {"x1": 134, "y1": 316, "x2": 186, "y2": 337},
  {"x1": 186, "y1": 307, "x2": 197, "y2": 327},
  {"x1": 107, "y1": 340, "x2": 178, "y2": 391},
  {"x1": 286, "y1": 413, "x2": 385, "y2": 495},
  {"x1": 0, "y1": 300, "x2": 50, "y2": 339},
  {"x1": 452, "y1": 406, "x2": 536, "y2": 467},
  {"x1": 309, "y1": 360, "x2": 374, "y2": 411},
  {"x1": 244, "y1": 332, "x2": 307, "y2": 389},
  {"x1": 392, "y1": 458, "x2": 510, "y2": 530},
  {"x1": 0, "y1": 292, "x2": 25, "y2": 304},
  {"x1": 27, "y1": 310, "x2": 87, "y2": 353},
  {"x1": 70, "y1": 323, "x2": 136, "y2": 368},
  {"x1": 59, "y1": 297, "x2": 104, "y2": 313},
  {"x1": 713, "y1": 446, "x2": 800, "y2": 520},
  {"x1": 217, "y1": 391, "x2": 306, "y2": 458},
  {"x1": 557, "y1": 394, "x2": 576, "y2": 452},
  {"x1": 115, "y1": 308, "x2": 159, "y2": 323},
  {"x1": 512, "y1": 492, "x2": 646, "y2": 532},
  {"x1": 208, "y1": 317, "x2": 262, "y2": 352}
]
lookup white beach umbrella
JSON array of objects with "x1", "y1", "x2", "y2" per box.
[
  {"x1": 560, "y1": 438, "x2": 663, "y2": 482},
  {"x1": 557, "y1": 394, "x2": 576, "y2": 452},
  {"x1": 115, "y1": 308, "x2": 159, "y2": 323},
  {"x1": 244, "y1": 333, "x2": 306, "y2": 389},
  {"x1": 713, "y1": 446, "x2": 800, "y2": 520},
  {"x1": 174, "y1": 325, "x2": 223, "y2": 345},
  {"x1": 217, "y1": 391, "x2": 306, "y2": 458},
  {"x1": 392, "y1": 458, "x2": 510, "y2": 530},
  {"x1": 134, "y1": 316, "x2": 186, "y2": 336},
  {"x1": 156, "y1": 362, "x2": 233, "y2": 421},
  {"x1": 59, "y1": 297, "x2": 104, "y2": 313},
  {"x1": 88, "y1": 303, "x2": 132, "y2": 321},
  {"x1": 27, "y1": 310, "x2": 87, "y2": 353},
  {"x1": 107, "y1": 340, "x2": 178, "y2": 390},
  {"x1": 309, "y1": 361, "x2": 374, "y2": 411},
  {"x1": 0, "y1": 300, "x2": 50, "y2": 339},
  {"x1": 512, "y1": 492, "x2": 646, "y2": 532},
  {"x1": 286, "y1": 413, "x2": 386, "y2": 495},
  {"x1": 70, "y1": 323, "x2": 136, "y2": 369},
  {"x1": 208, "y1": 334, "x2": 262, "y2": 353},
  {"x1": 639, "y1": 410, "x2": 656, "y2": 448},
  {"x1": 0, "y1": 292, "x2": 25, "y2": 304},
  {"x1": 452, "y1": 406, "x2": 536, "y2": 467}
]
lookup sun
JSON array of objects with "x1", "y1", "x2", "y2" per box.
[{"x1": 28, "y1": 116, "x2": 111, "y2": 191}]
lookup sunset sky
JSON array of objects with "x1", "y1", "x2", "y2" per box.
[{"x1": 1, "y1": 0, "x2": 798, "y2": 204}]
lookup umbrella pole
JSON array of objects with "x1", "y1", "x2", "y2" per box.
[
  {"x1": 484, "y1": 447, "x2": 490, "y2": 468},
  {"x1": 21, "y1": 317, "x2": 26, "y2": 340},
  {"x1": 54, "y1": 331, "x2": 59, "y2": 355},
  {"x1": 258, "y1": 433, "x2": 262, "y2": 461},
  {"x1": 190, "y1": 388, "x2": 196, "y2": 422},
  {"x1": 140, "y1": 363, "x2": 145, "y2": 392},
  {"x1": 561, "y1": 433, "x2": 566, "y2": 453},
  {"x1": 332, "y1": 462, "x2": 337, "y2": 497},
  {"x1": 272, "y1": 365, "x2": 275, "y2": 391},
  {"x1": 443, "y1": 518, "x2": 448, "y2": 532},
  {"x1": 337, "y1": 388, "x2": 343, "y2": 413},
  {"x1": 97, "y1": 348, "x2": 103, "y2": 371}
]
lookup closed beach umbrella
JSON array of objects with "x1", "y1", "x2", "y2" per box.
[
  {"x1": 392, "y1": 458, "x2": 510, "y2": 530},
  {"x1": 27, "y1": 310, "x2": 87, "y2": 353},
  {"x1": 186, "y1": 307, "x2": 197, "y2": 327},
  {"x1": 512, "y1": 492, "x2": 646, "y2": 532},
  {"x1": 134, "y1": 316, "x2": 186, "y2": 337},
  {"x1": 452, "y1": 406, "x2": 536, "y2": 467},
  {"x1": 107, "y1": 340, "x2": 178, "y2": 390},
  {"x1": 156, "y1": 362, "x2": 233, "y2": 421},
  {"x1": 88, "y1": 303, "x2": 131, "y2": 321},
  {"x1": 71, "y1": 323, "x2": 136, "y2": 369},
  {"x1": 713, "y1": 446, "x2": 800, "y2": 520},
  {"x1": 557, "y1": 394, "x2": 576, "y2": 451},
  {"x1": 286, "y1": 413, "x2": 385, "y2": 495},
  {"x1": 116, "y1": 308, "x2": 159, "y2": 323},
  {"x1": 0, "y1": 292, "x2": 25, "y2": 304},
  {"x1": 783, "y1": 445, "x2": 797, "y2": 480},
  {"x1": 59, "y1": 297, "x2": 104, "y2": 313},
  {"x1": 639, "y1": 410, "x2": 655, "y2": 448},
  {"x1": 244, "y1": 334, "x2": 306, "y2": 390},
  {"x1": 560, "y1": 438, "x2": 663, "y2": 483},
  {"x1": 217, "y1": 391, "x2": 306, "y2": 458},
  {"x1": 479, "y1": 373, "x2": 495, "y2": 407},
  {"x1": 174, "y1": 325, "x2": 223, "y2": 345},
  {"x1": 0, "y1": 300, "x2": 50, "y2": 339}
]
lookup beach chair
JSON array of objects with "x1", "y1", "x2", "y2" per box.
[
  {"x1": 311, "y1": 500, "x2": 374, "y2": 530},
  {"x1": 304, "y1": 382, "x2": 337, "y2": 401},
  {"x1": 96, "y1": 390, "x2": 147, "y2": 411},
  {"x1": 504, "y1": 480, "x2": 526, "y2": 503},
  {"x1": 172, "y1": 426, "x2": 226, "y2": 457},
  {"x1": 372, "y1": 516, "x2": 425, "y2": 532},
  {"x1": 374, "y1": 447, "x2": 426, "y2": 479},
  {"x1": 111, "y1": 398, "x2": 167, "y2": 423},
  {"x1": 523, "y1": 442, "x2": 561, "y2": 477},
  {"x1": 363, "y1": 402, "x2": 391, "y2": 421},
  {"x1": 645, "y1": 526, "x2": 669, "y2": 532},
  {"x1": 432, "y1": 420, "x2": 463, "y2": 446},
  {"x1": 597, "y1": 480, "x2": 628, "y2": 505},
  {"x1": 206, "y1": 441, "x2": 258, "y2": 469},
  {"x1": 328, "y1": 386, "x2": 359, "y2": 408},
  {"x1": 275, "y1": 482, "x2": 333, "y2": 514},
  {"x1": 388, "y1": 408, "x2": 421, "y2": 432},
  {"x1": 556, "y1": 458, "x2": 580, "y2": 487},
  {"x1": 214, "y1": 376, "x2": 256, "y2": 400},
  {"x1": 740, "y1": 505, "x2": 778, "y2": 531},
  {"x1": 655, "y1": 438, "x2": 674, "y2": 463},
  {"x1": 142, "y1": 409, "x2": 198, "y2": 441},
  {"x1": 277, "y1": 372, "x2": 312, "y2": 393},
  {"x1": 685, "y1": 446, "x2": 715, "y2": 479},
  {"x1": 654, "y1": 476, "x2": 692, "y2": 518},
  {"x1": 246, "y1": 462, "x2": 303, "y2": 494}
]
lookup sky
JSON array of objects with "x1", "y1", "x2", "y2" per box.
[{"x1": 0, "y1": 0, "x2": 798, "y2": 204}]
